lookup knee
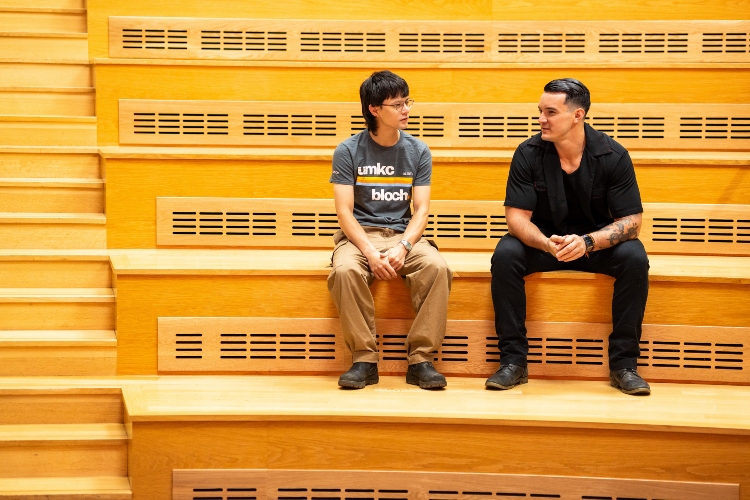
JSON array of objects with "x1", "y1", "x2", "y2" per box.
[
  {"x1": 614, "y1": 240, "x2": 649, "y2": 276},
  {"x1": 328, "y1": 259, "x2": 368, "y2": 288},
  {"x1": 491, "y1": 235, "x2": 525, "y2": 275}
]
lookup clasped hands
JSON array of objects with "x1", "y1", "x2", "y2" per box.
[
  {"x1": 366, "y1": 244, "x2": 407, "y2": 280},
  {"x1": 546, "y1": 234, "x2": 588, "y2": 262}
]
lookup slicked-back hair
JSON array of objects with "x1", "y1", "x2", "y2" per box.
[
  {"x1": 359, "y1": 70, "x2": 409, "y2": 133},
  {"x1": 543, "y1": 78, "x2": 591, "y2": 116}
]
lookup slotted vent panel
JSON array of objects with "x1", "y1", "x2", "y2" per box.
[
  {"x1": 121, "y1": 28, "x2": 187, "y2": 50},
  {"x1": 405, "y1": 115, "x2": 445, "y2": 138},
  {"x1": 169, "y1": 211, "x2": 278, "y2": 236},
  {"x1": 588, "y1": 116, "x2": 666, "y2": 139},
  {"x1": 243, "y1": 114, "x2": 337, "y2": 136},
  {"x1": 301, "y1": 32, "x2": 385, "y2": 52},
  {"x1": 399, "y1": 32, "x2": 486, "y2": 53},
  {"x1": 132, "y1": 112, "x2": 229, "y2": 136},
  {"x1": 649, "y1": 217, "x2": 750, "y2": 244},
  {"x1": 199, "y1": 30, "x2": 288, "y2": 51},
  {"x1": 458, "y1": 116, "x2": 538, "y2": 138},
  {"x1": 497, "y1": 33, "x2": 585, "y2": 53},
  {"x1": 290, "y1": 212, "x2": 340, "y2": 237},
  {"x1": 703, "y1": 32, "x2": 748, "y2": 52},
  {"x1": 378, "y1": 333, "x2": 469, "y2": 362},
  {"x1": 680, "y1": 117, "x2": 750, "y2": 139},
  {"x1": 639, "y1": 341, "x2": 745, "y2": 370},
  {"x1": 423, "y1": 214, "x2": 507, "y2": 240},
  {"x1": 485, "y1": 337, "x2": 606, "y2": 366},
  {"x1": 598, "y1": 32, "x2": 688, "y2": 53}
]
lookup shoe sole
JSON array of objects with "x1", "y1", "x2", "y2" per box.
[
  {"x1": 485, "y1": 377, "x2": 528, "y2": 390},
  {"x1": 611, "y1": 381, "x2": 651, "y2": 396},
  {"x1": 338, "y1": 374, "x2": 379, "y2": 389},
  {"x1": 405, "y1": 373, "x2": 447, "y2": 389}
]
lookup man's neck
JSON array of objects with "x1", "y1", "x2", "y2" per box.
[
  {"x1": 369, "y1": 129, "x2": 400, "y2": 147},
  {"x1": 553, "y1": 125, "x2": 586, "y2": 166}
]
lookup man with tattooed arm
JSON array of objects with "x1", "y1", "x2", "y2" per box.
[{"x1": 487, "y1": 78, "x2": 651, "y2": 395}]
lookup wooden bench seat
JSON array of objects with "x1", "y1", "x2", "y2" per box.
[{"x1": 111, "y1": 249, "x2": 750, "y2": 385}]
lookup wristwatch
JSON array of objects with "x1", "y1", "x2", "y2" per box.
[
  {"x1": 582, "y1": 234, "x2": 595, "y2": 255},
  {"x1": 399, "y1": 239, "x2": 413, "y2": 253}
]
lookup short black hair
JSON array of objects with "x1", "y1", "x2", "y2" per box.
[
  {"x1": 359, "y1": 70, "x2": 409, "y2": 133},
  {"x1": 543, "y1": 78, "x2": 591, "y2": 116}
]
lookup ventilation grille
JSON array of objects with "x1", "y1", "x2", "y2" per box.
[
  {"x1": 301, "y1": 32, "x2": 385, "y2": 52},
  {"x1": 121, "y1": 28, "x2": 187, "y2": 50},
  {"x1": 458, "y1": 116, "x2": 537, "y2": 138},
  {"x1": 403, "y1": 115, "x2": 445, "y2": 138},
  {"x1": 486, "y1": 337, "x2": 607, "y2": 366},
  {"x1": 398, "y1": 32, "x2": 486, "y2": 53},
  {"x1": 649, "y1": 217, "x2": 750, "y2": 244},
  {"x1": 588, "y1": 116, "x2": 665, "y2": 139},
  {"x1": 172, "y1": 468, "x2": 738, "y2": 500},
  {"x1": 423, "y1": 214, "x2": 507, "y2": 240},
  {"x1": 680, "y1": 117, "x2": 750, "y2": 139},
  {"x1": 497, "y1": 33, "x2": 585, "y2": 53},
  {"x1": 132, "y1": 112, "x2": 229, "y2": 135},
  {"x1": 200, "y1": 30, "x2": 287, "y2": 51},
  {"x1": 243, "y1": 114, "x2": 337, "y2": 137},
  {"x1": 598, "y1": 32, "x2": 688, "y2": 53},
  {"x1": 218, "y1": 332, "x2": 337, "y2": 360},
  {"x1": 379, "y1": 334, "x2": 469, "y2": 362},
  {"x1": 639, "y1": 340, "x2": 745, "y2": 370},
  {"x1": 702, "y1": 32, "x2": 748, "y2": 52},
  {"x1": 170, "y1": 211, "x2": 278, "y2": 236}
]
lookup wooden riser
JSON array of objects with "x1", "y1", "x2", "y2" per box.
[
  {"x1": 0, "y1": 347, "x2": 116, "y2": 376},
  {"x1": 0, "y1": 34, "x2": 88, "y2": 61},
  {"x1": 113, "y1": 273, "x2": 750, "y2": 375},
  {"x1": 0, "y1": 258, "x2": 110, "y2": 288},
  {"x1": 0, "y1": 392, "x2": 123, "y2": 425},
  {"x1": 0, "y1": 90, "x2": 94, "y2": 116},
  {"x1": 0, "y1": 0, "x2": 84, "y2": 8},
  {"x1": 0, "y1": 120, "x2": 96, "y2": 147},
  {"x1": 0, "y1": 476, "x2": 132, "y2": 500},
  {"x1": 0, "y1": 442, "x2": 127, "y2": 478},
  {"x1": 0, "y1": 11, "x2": 87, "y2": 33},
  {"x1": 0, "y1": 303, "x2": 114, "y2": 330},
  {"x1": 0, "y1": 185, "x2": 103, "y2": 213},
  {"x1": 0, "y1": 63, "x2": 91, "y2": 88},
  {"x1": 0, "y1": 222, "x2": 105, "y2": 249},
  {"x1": 103, "y1": 158, "x2": 750, "y2": 248},
  {"x1": 0, "y1": 152, "x2": 100, "y2": 179}
]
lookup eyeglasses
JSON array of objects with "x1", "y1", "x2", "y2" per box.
[{"x1": 380, "y1": 98, "x2": 415, "y2": 111}]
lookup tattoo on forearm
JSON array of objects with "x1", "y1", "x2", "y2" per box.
[{"x1": 597, "y1": 216, "x2": 639, "y2": 248}]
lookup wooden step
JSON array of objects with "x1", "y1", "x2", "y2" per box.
[
  {"x1": 0, "y1": 148, "x2": 99, "y2": 179},
  {"x1": 0, "y1": 330, "x2": 116, "y2": 376},
  {"x1": 0, "y1": 423, "x2": 127, "y2": 478},
  {"x1": 0, "y1": 61, "x2": 91, "y2": 87},
  {"x1": 0, "y1": 287, "x2": 114, "y2": 330},
  {"x1": 0, "y1": 213, "x2": 105, "y2": 249},
  {"x1": 0, "y1": 251, "x2": 110, "y2": 288},
  {"x1": 0, "y1": 387, "x2": 123, "y2": 425},
  {"x1": 0, "y1": 8, "x2": 87, "y2": 33},
  {"x1": 0, "y1": 178, "x2": 103, "y2": 213},
  {"x1": 0, "y1": 116, "x2": 96, "y2": 147},
  {"x1": 0, "y1": 476, "x2": 131, "y2": 499},
  {"x1": 0, "y1": 87, "x2": 94, "y2": 116},
  {"x1": 0, "y1": 0, "x2": 85, "y2": 8},
  {"x1": 0, "y1": 32, "x2": 87, "y2": 60}
]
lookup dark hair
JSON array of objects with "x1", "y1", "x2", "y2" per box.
[
  {"x1": 359, "y1": 70, "x2": 409, "y2": 133},
  {"x1": 543, "y1": 78, "x2": 591, "y2": 116}
]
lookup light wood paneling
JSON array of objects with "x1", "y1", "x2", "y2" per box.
[
  {"x1": 0, "y1": 62, "x2": 92, "y2": 88},
  {"x1": 0, "y1": 179, "x2": 103, "y2": 213},
  {"x1": 0, "y1": 117, "x2": 96, "y2": 147},
  {"x1": 109, "y1": 18, "x2": 750, "y2": 63},
  {"x1": 0, "y1": 9, "x2": 87, "y2": 33},
  {"x1": 0, "y1": 476, "x2": 132, "y2": 499},
  {"x1": 0, "y1": 392, "x2": 123, "y2": 425},
  {"x1": 0, "y1": 88, "x2": 95, "y2": 116},
  {"x1": 0, "y1": 300, "x2": 113, "y2": 330},
  {"x1": 0, "y1": 441, "x2": 127, "y2": 478},
  {"x1": 94, "y1": 65, "x2": 750, "y2": 146},
  {"x1": 0, "y1": 151, "x2": 100, "y2": 179},
  {"x1": 118, "y1": 99, "x2": 750, "y2": 150},
  {"x1": 0, "y1": 0, "x2": 85, "y2": 8},
  {"x1": 0, "y1": 32, "x2": 88, "y2": 60},
  {"x1": 157, "y1": 317, "x2": 750, "y2": 384},
  {"x1": 174, "y1": 468, "x2": 736, "y2": 500},
  {"x1": 0, "y1": 214, "x2": 106, "y2": 249},
  {"x1": 0, "y1": 259, "x2": 110, "y2": 288}
]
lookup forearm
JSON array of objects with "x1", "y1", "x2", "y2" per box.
[
  {"x1": 337, "y1": 211, "x2": 379, "y2": 259},
  {"x1": 507, "y1": 217, "x2": 552, "y2": 253},
  {"x1": 400, "y1": 206, "x2": 428, "y2": 245},
  {"x1": 588, "y1": 213, "x2": 642, "y2": 252}
]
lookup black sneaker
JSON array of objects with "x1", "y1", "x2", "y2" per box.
[
  {"x1": 610, "y1": 368, "x2": 651, "y2": 396},
  {"x1": 338, "y1": 362, "x2": 379, "y2": 389},
  {"x1": 406, "y1": 361, "x2": 447, "y2": 389},
  {"x1": 485, "y1": 364, "x2": 528, "y2": 390}
]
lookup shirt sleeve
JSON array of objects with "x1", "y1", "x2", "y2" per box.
[
  {"x1": 413, "y1": 144, "x2": 432, "y2": 186},
  {"x1": 606, "y1": 151, "x2": 643, "y2": 218},
  {"x1": 329, "y1": 143, "x2": 355, "y2": 185},
  {"x1": 503, "y1": 147, "x2": 537, "y2": 211}
]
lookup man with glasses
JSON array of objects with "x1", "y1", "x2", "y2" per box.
[
  {"x1": 488, "y1": 78, "x2": 651, "y2": 395},
  {"x1": 328, "y1": 70, "x2": 452, "y2": 390}
]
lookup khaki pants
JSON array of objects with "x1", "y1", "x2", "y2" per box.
[{"x1": 327, "y1": 227, "x2": 453, "y2": 365}]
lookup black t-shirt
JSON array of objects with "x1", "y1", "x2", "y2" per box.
[
  {"x1": 561, "y1": 163, "x2": 592, "y2": 235},
  {"x1": 504, "y1": 123, "x2": 643, "y2": 236}
]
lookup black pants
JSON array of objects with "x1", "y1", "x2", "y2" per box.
[{"x1": 490, "y1": 234, "x2": 649, "y2": 371}]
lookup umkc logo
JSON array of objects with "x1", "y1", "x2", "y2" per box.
[
  {"x1": 358, "y1": 163, "x2": 395, "y2": 176},
  {"x1": 372, "y1": 188, "x2": 410, "y2": 201}
]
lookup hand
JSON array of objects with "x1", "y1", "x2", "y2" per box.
[
  {"x1": 385, "y1": 243, "x2": 407, "y2": 272},
  {"x1": 366, "y1": 250, "x2": 398, "y2": 280},
  {"x1": 550, "y1": 234, "x2": 586, "y2": 262}
]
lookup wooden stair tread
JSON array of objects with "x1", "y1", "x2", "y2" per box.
[
  {"x1": 0, "y1": 476, "x2": 130, "y2": 497},
  {"x1": 0, "y1": 213, "x2": 105, "y2": 224},
  {"x1": 0, "y1": 178, "x2": 103, "y2": 188},
  {"x1": 0, "y1": 115, "x2": 95, "y2": 123},
  {"x1": 110, "y1": 249, "x2": 750, "y2": 283},
  {"x1": 0, "y1": 7, "x2": 86, "y2": 13},
  {"x1": 0, "y1": 31, "x2": 87, "y2": 39},
  {"x1": 0, "y1": 250, "x2": 111, "y2": 260},
  {"x1": 0, "y1": 423, "x2": 127, "y2": 442},
  {"x1": 0, "y1": 146, "x2": 98, "y2": 154},
  {"x1": 98, "y1": 145, "x2": 750, "y2": 166},
  {"x1": 0, "y1": 58, "x2": 89, "y2": 64},
  {"x1": 0, "y1": 330, "x2": 116, "y2": 346},
  {"x1": 0, "y1": 86, "x2": 94, "y2": 93},
  {"x1": 0, "y1": 288, "x2": 114, "y2": 302}
]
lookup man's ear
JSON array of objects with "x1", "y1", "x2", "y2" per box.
[
  {"x1": 368, "y1": 104, "x2": 380, "y2": 118},
  {"x1": 574, "y1": 108, "x2": 586, "y2": 123}
]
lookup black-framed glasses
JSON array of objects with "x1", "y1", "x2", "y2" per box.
[{"x1": 380, "y1": 98, "x2": 415, "y2": 111}]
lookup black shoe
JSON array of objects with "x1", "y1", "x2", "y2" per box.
[
  {"x1": 610, "y1": 368, "x2": 651, "y2": 396},
  {"x1": 338, "y1": 362, "x2": 378, "y2": 389},
  {"x1": 406, "y1": 362, "x2": 447, "y2": 389},
  {"x1": 485, "y1": 364, "x2": 528, "y2": 390}
]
